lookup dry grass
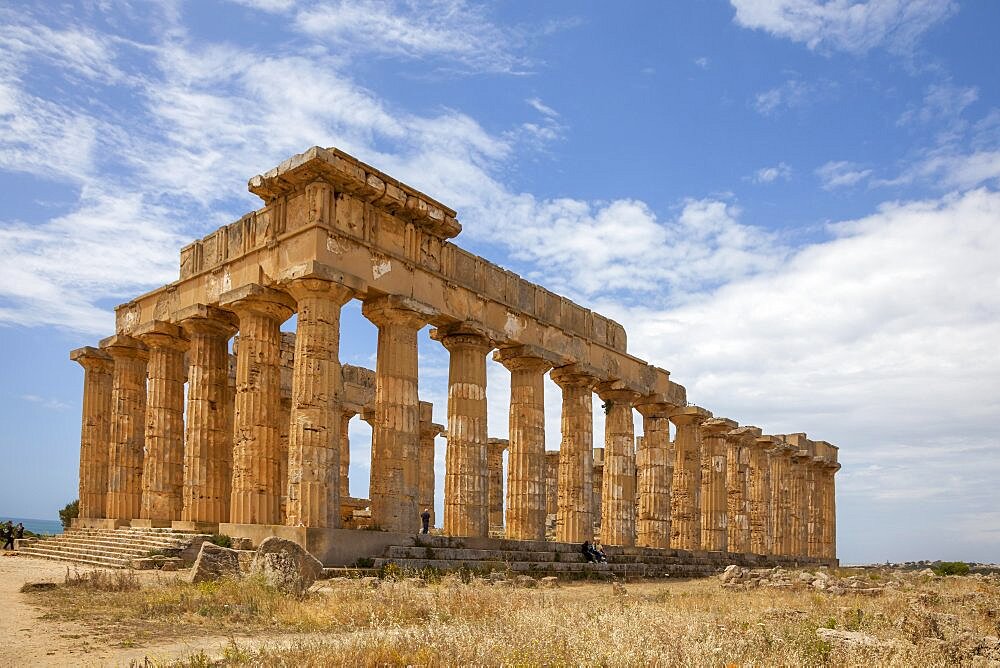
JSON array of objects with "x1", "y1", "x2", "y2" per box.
[{"x1": 27, "y1": 568, "x2": 1000, "y2": 666}]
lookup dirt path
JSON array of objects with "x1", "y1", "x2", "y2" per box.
[{"x1": 0, "y1": 553, "x2": 300, "y2": 667}]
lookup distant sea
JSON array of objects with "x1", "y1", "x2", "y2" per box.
[{"x1": 1, "y1": 517, "x2": 64, "y2": 535}]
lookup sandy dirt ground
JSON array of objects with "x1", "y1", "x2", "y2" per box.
[{"x1": 0, "y1": 552, "x2": 296, "y2": 667}]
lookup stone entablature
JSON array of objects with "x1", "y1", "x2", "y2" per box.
[
  {"x1": 72, "y1": 145, "x2": 839, "y2": 564},
  {"x1": 116, "y1": 147, "x2": 680, "y2": 403}
]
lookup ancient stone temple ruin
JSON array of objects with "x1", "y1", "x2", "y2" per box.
[{"x1": 66, "y1": 146, "x2": 840, "y2": 570}]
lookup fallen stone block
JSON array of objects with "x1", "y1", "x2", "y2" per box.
[
  {"x1": 190, "y1": 542, "x2": 242, "y2": 583},
  {"x1": 249, "y1": 536, "x2": 324, "y2": 595}
]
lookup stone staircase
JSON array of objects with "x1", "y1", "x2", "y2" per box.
[
  {"x1": 370, "y1": 534, "x2": 809, "y2": 578},
  {"x1": 17, "y1": 527, "x2": 210, "y2": 569}
]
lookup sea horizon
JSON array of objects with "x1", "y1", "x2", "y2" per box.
[{"x1": 0, "y1": 516, "x2": 64, "y2": 535}]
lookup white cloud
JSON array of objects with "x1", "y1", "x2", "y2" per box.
[
  {"x1": 752, "y1": 162, "x2": 792, "y2": 183},
  {"x1": 293, "y1": 0, "x2": 527, "y2": 73},
  {"x1": 912, "y1": 150, "x2": 1000, "y2": 190},
  {"x1": 694, "y1": 57, "x2": 710, "y2": 69},
  {"x1": 898, "y1": 82, "x2": 979, "y2": 126},
  {"x1": 753, "y1": 79, "x2": 810, "y2": 115},
  {"x1": 526, "y1": 97, "x2": 559, "y2": 118},
  {"x1": 816, "y1": 160, "x2": 872, "y2": 189},
  {"x1": 730, "y1": 0, "x2": 957, "y2": 54},
  {"x1": 227, "y1": 0, "x2": 296, "y2": 11}
]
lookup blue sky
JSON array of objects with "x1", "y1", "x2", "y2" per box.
[{"x1": 1, "y1": 0, "x2": 998, "y2": 564}]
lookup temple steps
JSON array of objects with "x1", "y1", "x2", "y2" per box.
[
  {"x1": 17, "y1": 527, "x2": 210, "y2": 569},
  {"x1": 373, "y1": 534, "x2": 832, "y2": 577}
]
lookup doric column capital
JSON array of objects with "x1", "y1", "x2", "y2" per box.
[
  {"x1": 727, "y1": 425, "x2": 762, "y2": 444},
  {"x1": 100, "y1": 334, "x2": 149, "y2": 361},
  {"x1": 549, "y1": 363, "x2": 601, "y2": 390},
  {"x1": 595, "y1": 381, "x2": 642, "y2": 405},
  {"x1": 431, "y1": 322, "x2": 494, "y2": 353},
  {"x1": 669, "y1": 404, "x2": 712, "y2": 426},
  {"x1": 219, "y1": 284, "x2": 296, "y2": 323},
  {"x1": 421, "y1": 422, "x2": 445, "y2": 439},
  {"x1": 134, "y1": 321, "x2": 190, "y2": 352},
  {"x1": 634, "y1": 398, "x2": 679, "y2": 419},
  {"x1": 284, "y1": 277, "x2": 355, "y2": 305},
  {"x1": 700, "y1": 417, "x2": 739, "y2": 436},
  {"x1": 362, "y1": 294, "x2": 434, "y2": 329},
  {"x1": 493, "y1": 345, "x2": 555, "y2": 374},
  {"x1": 70, "y1": 346, "x2": 114, "y2": 373},
  {"x1": 176, "y1": 304, "x2": 239, "y2": 338},
  {"x1": 760, "y1": 435, "x2": 794, "y2": 457}
]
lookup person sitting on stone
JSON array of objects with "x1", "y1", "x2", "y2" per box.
[
  {"x1": 581, "y1": 540, "x2": 597, "y2": 563},
  {"x1": 1, "y1": 521, "x2": 12, "y2": 550},
  {"x1": 592, "y1": 540, "x2": 608, "y2": 563},
  {"x1": 15, "y1": 523, "x2": 24, "y2": 540}
]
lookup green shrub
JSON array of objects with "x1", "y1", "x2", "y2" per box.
[
  {"x1": 58, "y1": 499, "x2": 79, "y2": 529},
  {"x1": 932, "y1": 562, "x2": 970, "y2": 576},
  {"x1": 208, "y1": 533, "x2": 232, "y2": 548}
]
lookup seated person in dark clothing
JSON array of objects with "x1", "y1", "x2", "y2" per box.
[
  {"x1": 581, "y1": 540, "x2": 598, "y2": 563},
  {"x1": 592, "y1": 541, "x2": 608, "y2": 563}
]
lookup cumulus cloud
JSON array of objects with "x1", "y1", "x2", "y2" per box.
[
  {"x1": 730, "y1": 0, "x2": 958, "y2": 54},
  {"x1": 752, "y1": 162, "x2": 792, "y2": 183},
  {"x1": 816, "y1": 160, "x2": 873, "y2": 189}
]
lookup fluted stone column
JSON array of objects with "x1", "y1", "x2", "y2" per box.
[
  {"x1": 221, "y1": 285, "x2": 295, "y2": 525},
  {"x1": 339, "y1": 411, "x2": 355, "y2": 499},
  {"x1": 670, "y1": 405, "x2": 711, "y2": 551},
  {"x1": 550, "y1": 365, "x2": 599, "y2": 543},
  {"x1": 495, "y1": 348, "x2": 551, "y2": 542},
  {"x1": 135, "y1": 322, "x2": 190, "y2": 525},
  {"x1": 635, "y1": 400, "x2": 676, "y2": 549},
  {"x1": 821, "y1": 447, "x2": 840, "y2": 560},
  {"x1": 433, "y1": 323, "x2": 493, "y2": 538},
  {"x1": 362, "y1": 296, "x2": 428, "y2": 533},
  {"x1": 592, "y1": 448, "x2": 604, "y2": 535},
  {"x1": 596, "y1": 383, "x2": 640, "y2": 547},
  {"x1": 766, "y1": 437, "x2": 795, "y2": 556},
  {"x1": 786, "y1": 436, "x2": 812, "y2": 558},
  {"x1": 699, "y1": 417, "x2": 736, "y2": 552},
  {"x1": 102, "y1": 335, "x2": 149, "y2": 523},
  {"x1": 807, "y1": 453, "x2": 824, "y2": 558},
  {"x1": 545, "y1": 450, "x2": 559, "y2": 523},
  {"x1": 418, "y1": 403, "x2": 443, "y2": 528},
  {"x1": 487, "y1": 438, "x2": 508, "y2": 532},
  {"x1": 176, "y1": 305, "x2": 238, "y2": 526},
  {"x1": 748, "y1": 435, "x2": 773, "y2": 555},
  {"x1": 283, "y1": 279, "x2": 354, "y2": 529},
  {"x1": 727, "y1": 426, "x2": 761, "y2": 554},
  {"x1": 71, "y1": 347, "x2": 114, "y2": 520}
]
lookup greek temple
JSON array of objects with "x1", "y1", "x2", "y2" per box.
[{"x1": 66, "y1": 147, "x2": 839, "y2": 570}]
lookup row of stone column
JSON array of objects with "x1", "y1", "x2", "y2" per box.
[{"x1": 74, "y1": 280, "x2": 837, "y2": 559}]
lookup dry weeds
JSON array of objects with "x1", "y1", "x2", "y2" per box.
[{"x1": 27, "y1": 568, "x2": 1000, "y2": 666}]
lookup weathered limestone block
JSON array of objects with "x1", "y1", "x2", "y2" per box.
[
  {"x1": 190, "y1": 541, "x2": 242, "y2": 583},
  {"x1": 433, "y1": 323, "x2": 493, "y2": 538},
  {"x1": 418, "y1": 401, "x2": 443, "y2": 527},
  {"x1": 221, "y1": 284, "x2": 295, "y2": 525},
  {"x1": 747, "y1": 433, "x2": 772, "y2": 555},
  {"x1": 249, "y1": 536, "x2": 324, "y2": 595},
  {"x1": 670, "y1": 405, "x2": 711, "y2": 551},
  {"x1": 102, "y1": 335, "x2": 149, "y2": 522},
  {"x1": 699, "y1": 417, "x2": 737, "y2": 553},
  {"x1": 136, "y1": 321, "x2": 190, "y2": 524},
  {"x1": 727, "y1": 425, "x2": 761, "y2": 554},
  {"x1": 596, "y1": 383, "x2": 640, "y2": 547},
  {"x1": 550, "y1": 365, "x2": 599, "y2": 543},
  {"x1": 635, "y1": 400, "x2": 677, "y2": 549},
  {"x1": 362, "y1": 295, "x2": 431, "y2": 533},
  {"x1": 487, "y1": 438, "x2": 508, "y2": 532},
  {"x1": 71, "y1": 347, "x2": 114, "y2": 520},
  {"x1": 178, "y1": 305, "x2": 239, "y2": 525},
  {"x1": 284, "y1": 278, "x2": 354, "y2": 529},
  {"x1": 765, "y1": 436, "x2": 795, "y2": 556},
  {"x1": 495, "y1": 348, "x2": 552, "y2": 542}
]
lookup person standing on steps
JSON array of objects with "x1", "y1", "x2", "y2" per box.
[{"x1": 420, "y1": 508, "x2": 431, "y2": 534}]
